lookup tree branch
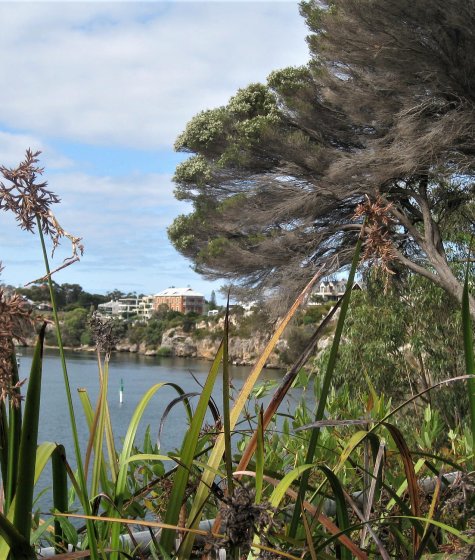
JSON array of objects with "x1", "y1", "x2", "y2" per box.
[{"x1": 391, "y1": 248, "x2": 440, "y2": 285}]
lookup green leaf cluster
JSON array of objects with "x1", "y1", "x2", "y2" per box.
[{"x1": 319, "y1": 273, "x2": 469, "y2": 426}]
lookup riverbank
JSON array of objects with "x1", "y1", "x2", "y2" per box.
[
  {"x1": 117, "y1": 327, "x2": 286, "y2": 368},
  {"x1": 21, "y1": 325, "x2": 286, "y2": 368},
  {"x1": 20, "y1": 304, "x2": 335, "y2": 368}
]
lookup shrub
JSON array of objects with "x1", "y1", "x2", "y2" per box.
[{"x1": 157, "y1": 346, "x2": 173, "y2": 357}]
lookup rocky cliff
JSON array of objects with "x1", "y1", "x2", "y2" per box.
[{"x1": 115, "y1": 326, "x2": 286, "y2": 368}]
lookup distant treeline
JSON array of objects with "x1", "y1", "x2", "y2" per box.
[{"x1": 16, "y1": 282, "x2": 137, "y2": 311}]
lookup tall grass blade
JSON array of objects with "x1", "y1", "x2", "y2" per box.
[
  {"x1": 5, "y1": 352, "x2": 23, "y2": 512},
  {"x1": 236, "y1": 294, "x2": 342, "y2": 475},
  {"x1": 300, "y1": 500, "x2": 318, "y2": 560},
  {"x1": 83, "y1": 391, "x2": 101, "y2": 483},
  {"x1": 95, "y1": 350, "x2": 118, "y2": 484},
  {"x1": 91, "y1": 359, "x2": 109, "y2": 498},
  {"x1": 462, "y1": 258, "x2": 475, "y2": 462},
  {"x1": 103, "y1": 403, "x2": 117, "y2": 483},
  {"x1": 382, "y1": 422, "x2": 421, "y2": 550},
  {"x1": 269, "y1": 464, "x2": 315, "y2": 508},
  {"x1": 0, "y1": 442, "x2": 57, "y2": 560},
  {"x1": 122, "y1": 453, "x2": 171, "y2": 466},
  {"x1": 160, "y1": 344, "x2": 224, "y2": 554},
  {"x1": 5, "y1": 398, "x2": 18, "y2": 514},
  {"x1": 52, "y1": 444, "x2": 69, "y2": 554},
  {"x1": 0, "y1": 512, "x2": 35, "y2": 559},
  {"x1": 318, "y1": 466, "x2": 351, "y2": 560},
  {"x1": 13, "y1": 323, "x2": 45, "y2": 539},
  {"x1": 111, "y1": 381, "x2": 193, "y2": 558},
  {"x1": 222, "y1": 299, "x2": 234, "y2": 498},
  {"x1": 289, "y1": 237, "x2": 362, "y2": 536},
  {"x1": 334, "y1": 430, "x2": 369, "y2": 473},
  {"x1": 249, "y1": 419, "x2": 281, "y2": 560},
  {"x1": 0, "y1": 399, "x2": 7, "y2": 489},
  {"x1": 77, "y1": 388, "x2": 109, "y2": 494},
  {"x1": 36, "y1": 221, "x2": 98, "y2": 558},
  {"x1": 255, "y1": 406, "x2": 264, "y2": 504},
  {"x1": 180, "y1": 267, "x2": 324, "y2": 559}
]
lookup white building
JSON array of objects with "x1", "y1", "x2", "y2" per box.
[
  {"x1": 98, "y1": 296, "x2": 141, "y2": 318},
  {"x1": 137, "y1": 295, "x2": 155, "y2": 320},
  {"x1": 97, "y1": 300, "x2": 123, "y2": 316},
  {"x1": 310, "y1": 279, "x2": 362, "y2": 303}
]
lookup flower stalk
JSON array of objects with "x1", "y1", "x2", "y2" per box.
[{"x1": 37, "y1": 218, "x2": 99, "y2": 558}]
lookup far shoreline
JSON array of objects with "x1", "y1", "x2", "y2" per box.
[{"x1": 15, "y1": 343, "x2": 283, "y2": 369}]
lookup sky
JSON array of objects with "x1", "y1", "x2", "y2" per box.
[{"x1": 0, "y1": 1, "x2": 310, "y2": 301}]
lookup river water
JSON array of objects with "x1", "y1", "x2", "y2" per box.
[{"x1": 17, "y1": 347, "x2": 289, "y2": 511}]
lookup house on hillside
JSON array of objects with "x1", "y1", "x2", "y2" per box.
[
  {"x1": 137, "y1": 295, "x2": 155, "y2": 320},
  {"x1": 154, "y1": 287, "x2": 205, "y2": 315},
  {"x1": 118, "y1": 296, "x2": 140, "y2": 317},
  {"x1": 97, "y1": 300, "x2": 123, "y2": 316},
  {"x1": 310, "y1": 279, "x2": 362, "y2": 303},
  {"x1": 97, "y1": 296, "x2": 140, "y2": 318}
]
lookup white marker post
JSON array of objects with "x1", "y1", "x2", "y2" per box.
[{"x1": 119, "y1": 378, "x2": 124, "y2": 404}]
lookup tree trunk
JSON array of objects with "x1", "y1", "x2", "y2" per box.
[{"x1": 429, "y1": 256, "x2": 475, "y2": 321}]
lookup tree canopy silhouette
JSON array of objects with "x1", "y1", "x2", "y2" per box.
[{"x1": 169, "y1": 0, "x2": 475, "y2": 315}]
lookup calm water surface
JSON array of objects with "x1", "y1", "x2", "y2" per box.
[{"x1": 18, "y1": 347, "x2": 288, "y2": 511}]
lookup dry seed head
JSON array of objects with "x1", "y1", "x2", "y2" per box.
[
  {"x1": 88, "y1": 312, "x2": 120, "y2": 356},
  {"x1": 354, "y1": 195, "x2": 397, "y2": 287},
  {"x1": 0, "y1": 264, "x2": 32, "y2": 406},
  {"x1": 217, "y1": 485, "x2": 278, "y2": 553},
  {"x1": 0, "y1": 149, "x2": 84, "y2": 265}
]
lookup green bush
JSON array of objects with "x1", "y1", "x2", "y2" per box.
[
  {"x1": 80, "y1": 331, "x2": 92, "y2": 346},
  {"x1": 157, "y1": 346, "x2": 173, "y2": 357},
  {"x1": 61, "y1": 308, "x2": 89, "y2": 347},
  {"x1": 317, "y1": 273, "x2": 469, "y2": 427},
  {"x1": 301, "y1": 303, "x2": 332, "y2": 325}
]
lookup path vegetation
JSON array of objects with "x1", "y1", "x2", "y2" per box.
[{"x1": 0, "y1": 1, "x2": 475, "y2": 558}]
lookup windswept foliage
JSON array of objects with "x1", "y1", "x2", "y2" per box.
[{"x1": 169, "y1": 0, "x2": 475, "y2": 316}]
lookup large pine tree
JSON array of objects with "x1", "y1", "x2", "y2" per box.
[{"x1": 169, "y1": 0, "x2": 475, "y2": 315}]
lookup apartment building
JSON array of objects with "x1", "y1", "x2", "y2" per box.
[
  {"x1": 154, "y1": 287, "x2": 205, "y2": 315},
  {"x1": 97, "y1": 296, "x2": 140, "y2": 318},
  {"x1": 136, "y1": 295, "x2": 155, "y2": 320}
]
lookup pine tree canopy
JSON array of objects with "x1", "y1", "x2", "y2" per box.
[{"x1": 168, "y1": 0, "x2": 475, "y2": 315}]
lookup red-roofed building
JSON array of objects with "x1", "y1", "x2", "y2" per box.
[{"x1": 154, "y1": 287, "x2": 205, "y2": 315}]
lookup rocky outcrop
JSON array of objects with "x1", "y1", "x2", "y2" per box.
[
  {"x1": 160, "y1": 329, "x2": 198, "y2": 358},
  {"x1": 194, "y1": 337, "x2": 221, "y2": 361},
  {"x1": 116, "y1": 342, "x2": 138, "y2": 353},
  {"x1": 161, "y1": 328, "x2": 285, "y2": 368},
  {"x1": 42, "y1": 319, "x2": 289, "y2": 368},
  {"x1": 111, "y1": 327, "x2": 286, "y2": 368}
]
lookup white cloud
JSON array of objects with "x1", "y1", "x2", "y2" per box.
[
  {"x1": 0, "y1": 166, "x2": 210, "y2": 294},
  {"x1": 0, "y1": 132, "x2": 72, "y2": 168},
  {"x1": 0, "y1": 2, "x2": 309, "y2": 149},
  {"x1": 0, "y1": 2, "x2": 310, "y2": 298}
]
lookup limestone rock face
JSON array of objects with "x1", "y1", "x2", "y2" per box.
[
  {"x1": 194, "y1": 337, "x2": 221, "y2": 361},
  {"x1": 161, "y1": 329, "x2": 198, "y2": 358},
  {"x1": 115, "y1": 342, "x2": 138, "y2": 353},
  {"x1": 31, "y1": 316, "x2": 288, "y2": 368},
  {"x1": 161, "y1": 328, "x2": 285, "y2": 368}
]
